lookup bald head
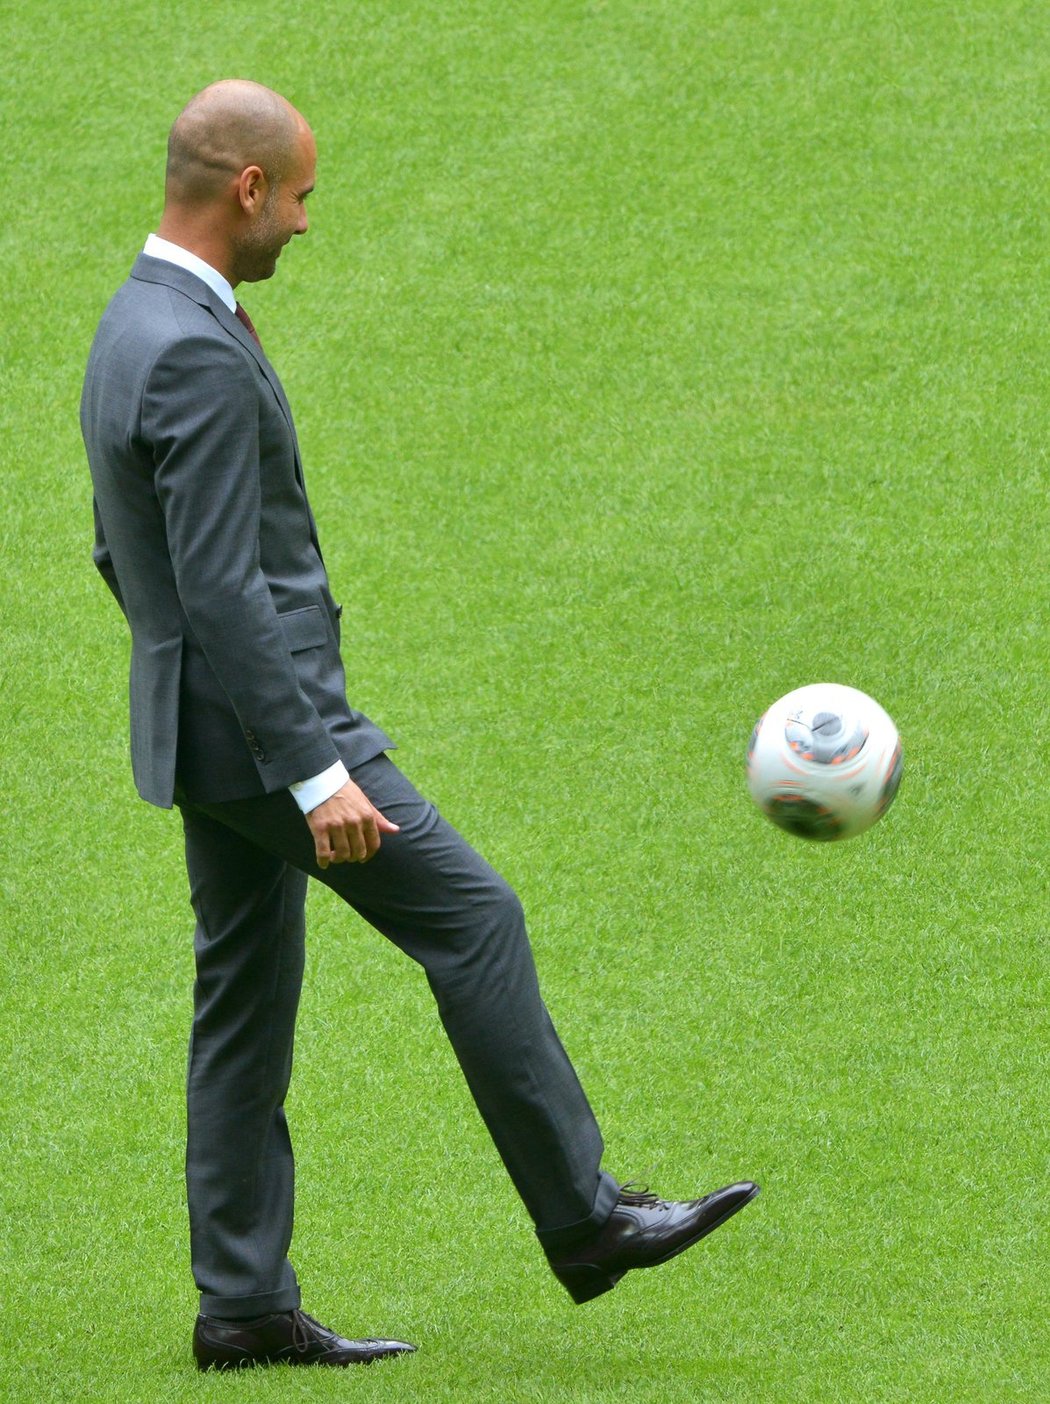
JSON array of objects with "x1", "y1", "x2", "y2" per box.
[
  {"x1": 165, "y1": 79, "x2": 304, "y2": 206},
  {"x1": 157, "y1": 80, "x2": 317, "y2": 287}
]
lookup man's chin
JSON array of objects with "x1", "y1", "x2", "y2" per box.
[
  {"x1": 232, "y1": 246, "x2": 284, "y2": 284},
  {"x1": 240, "y1": 261, "x2": 280, "y2": 284}
]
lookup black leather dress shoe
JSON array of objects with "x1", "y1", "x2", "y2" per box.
[
  {"x1": 193, "y1": 1308, "x2": 416, "y2": 1370},
  {"x1": 546, "y1": 1181, "x2": 760, "y2": 1304}
]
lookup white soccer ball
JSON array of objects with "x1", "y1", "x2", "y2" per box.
[{"x1": 746, "y1": 683, "x2": 903, "y2": 841}]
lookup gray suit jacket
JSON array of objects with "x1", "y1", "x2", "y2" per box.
[{"x1": 81, "y1": 254, "x2": 391, "y2": 808}]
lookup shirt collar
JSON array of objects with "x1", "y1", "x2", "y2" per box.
[{"x1": 143, "y1": 233, "x2": 236, "y2": 312}]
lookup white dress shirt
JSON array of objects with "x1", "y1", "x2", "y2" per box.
[
  {"x1": 141, "y1": 234, "x2": 349, "y2": 815},
  {"x1": 144, "y1": 233, "x2": 237, "y2": 311}
]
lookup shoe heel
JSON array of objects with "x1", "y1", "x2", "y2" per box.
[{"x1": 551, "y1": 1263, "x2": 624, "y2": 1305}]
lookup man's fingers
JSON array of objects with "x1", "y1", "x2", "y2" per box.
[
  {"x1": 307, "y1": 791, "x2": 400, "y2": 868},
  {"x1": 313, "y1": 825, "x2": 350, "y2": 868},
  {"x1": 361, "y1": 807, "x2": 399, "y2": 860},
  {"x1": 371, "y1": 805, "x2": 400, "y2": 835},
  {"x1": 328, "y1": 819, "x2": 373, "y2": 866}
]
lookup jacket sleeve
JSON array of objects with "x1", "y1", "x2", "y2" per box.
[
  {"x1": 141, "y1": 332, "x2": 340, "y2": 790},
  {"x1": 92, "y1": 496, "x2": 127, "y2": 615}
]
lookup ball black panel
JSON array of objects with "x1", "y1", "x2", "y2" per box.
[
  {"x1": 877, "y1": 740, "x2": 904, "y2": 815},
  {"x1": 764, "y1": 794, "x2": 845, "y2": 841}
]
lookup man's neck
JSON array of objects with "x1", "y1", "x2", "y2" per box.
[
  {"x1": 144, "y1": 233, "x2": 237, "y2": 312},
  {"x1": 155, "y1": 216, "x2": 238, "y2": 288}
]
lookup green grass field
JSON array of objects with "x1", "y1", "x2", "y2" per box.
[{"x1": 2, "y1": 1, "x2": 1047, "y2": 1399}]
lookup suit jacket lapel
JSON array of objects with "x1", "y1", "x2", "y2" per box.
[
  {"x1": 130, "y1": 254, "x2": 303, "y2": 461},
  {"x1": 210, "y1": 300, "x2": 317, "y2": 541},
  {"x1": 129, "y1": 253, "x2": 321, "y2": 554},
  {"x1": 215, "y1": 301, "x2": 300, "y2": 442}
]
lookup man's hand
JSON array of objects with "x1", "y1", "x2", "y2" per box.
[{"x1": 306, "y1": 779, "x2": 400, "y2": 868}]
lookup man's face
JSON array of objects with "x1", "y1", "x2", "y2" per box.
[{"x1": 232, "y1": 125, "x2": 317, "y2": 284}]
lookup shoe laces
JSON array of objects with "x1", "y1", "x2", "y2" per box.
[
  {"x1": 617, "y1": 1183, "x2": 667, "y2": 1210},
  {"x1": 291, "y1": 1309, "x2": 326, "y2": 1354}
]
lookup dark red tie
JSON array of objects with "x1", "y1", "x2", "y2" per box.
[{"x1": 235, "y1": 302, "x2": 262, "y2": 347}]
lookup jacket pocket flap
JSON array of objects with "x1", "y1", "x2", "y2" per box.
[{"x1": 278, "y1": 605, "x2": 328, "y2": 652}]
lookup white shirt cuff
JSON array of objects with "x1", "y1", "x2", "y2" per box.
[{"x1": 289, "y1": 760, "x2": 349, "y2": 814}]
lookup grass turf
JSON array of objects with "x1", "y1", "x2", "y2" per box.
[{"x1": 1, "y1": 1, "x2": 1047, "y2": 1399}]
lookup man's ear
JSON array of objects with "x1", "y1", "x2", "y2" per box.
[{"x1": 236, "y1": 164, "x2": 268, "y2": 216}]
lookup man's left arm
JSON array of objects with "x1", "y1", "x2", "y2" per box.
[{"x1": 92, "y1": 497, "x2": 126, "y2": 615}]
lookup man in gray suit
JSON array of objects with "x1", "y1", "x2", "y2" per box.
[{"x1": 81, "y1": 80, "x2": 758, "y2": 1371}]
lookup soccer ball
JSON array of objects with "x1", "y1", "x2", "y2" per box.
[{"x1": 747, "y1": 683, "x2": 903, "y2": 841}]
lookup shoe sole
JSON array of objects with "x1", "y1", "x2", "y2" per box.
[
  {"x1": 554, "y1": 1183, "x2": 761, "y2": 1305},
  {"x1": 196, "y1": 1351, "x2": 409, "y2": 1370}
]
